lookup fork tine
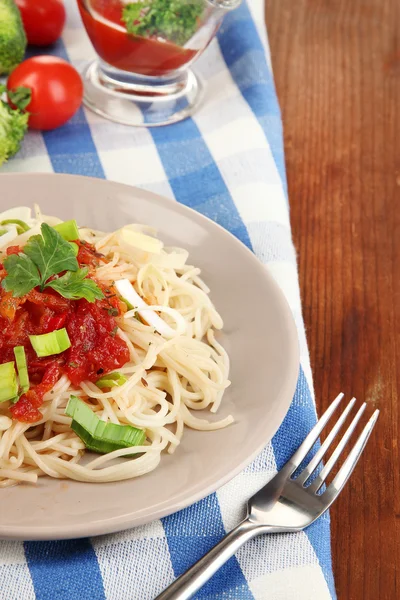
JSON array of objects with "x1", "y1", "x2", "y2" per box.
[
  {"x1": 286, "y1": 393, "x2": 344, "y2": 473},
  {"x1": 308, "y1": 402, "x2": 367, "y2": 493},
  {"x1": 296, "y1": 397, "x2": 356, "y2": 485},
  {"x1": 321, "y1": 409, "x2": 379, "y2": 502}
]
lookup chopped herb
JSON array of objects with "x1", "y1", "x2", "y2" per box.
[
  {"x1": 107, "y1": 307, "x2": 119, "y2": 317},
  {"x1": 68, "y1": 362, "x2": 79, "y2": 368},
  {"x1": 109, "y1": 326, "x2": 118, "y2": 337}
]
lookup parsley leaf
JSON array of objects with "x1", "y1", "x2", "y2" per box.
[
  {"x1": 46, "y1": 268, "x2": 104, "y2": 302},
  {"x1": 2, "y1": 253, "x2": 41, "y2": 297},
  {"x1": 1, "y1": 223, "x2": 104, "y2": 303},
  {"x1": 24, "y1": 223, "x2": 78, "y2": 287}
]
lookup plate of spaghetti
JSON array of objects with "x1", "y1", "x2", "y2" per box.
[{"x1": 0, "y1": 174, "x2": 299, "y2": 540}]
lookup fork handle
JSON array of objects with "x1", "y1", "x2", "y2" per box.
[{"x1": 155, "y1": 519, "x2": 265, "y2": 600}]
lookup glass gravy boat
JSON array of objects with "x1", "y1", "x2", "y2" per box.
[{"x1": 78, "y1": 0, "x2": 242, "y2": 126}]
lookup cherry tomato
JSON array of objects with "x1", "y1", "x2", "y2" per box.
[
  {"x1": 7, "y1": 57, "x2": 83, "y2": 131},
  {"x1": 15, "y1": 0, "x2": 66, "y2": 47}
]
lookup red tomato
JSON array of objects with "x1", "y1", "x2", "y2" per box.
[
  {"x1": 64, "y1": 298, "x2": 130, "y2": 386},
  {"x1": 7, "y1": 57, "x2": 83, "y2": 131},
  {"x1": 15, "y1": 0, "x2": 66, "y2": 47},
  {"x1": 11, "y1": 363, "x2": 62, "y2": 422},
  {"x1": 6, "y1": 246, "x2": 21, "y2": 255}
]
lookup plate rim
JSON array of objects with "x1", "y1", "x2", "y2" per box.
[{"x1": 0, "y1": 173, "x2": 300, "y2": 540}]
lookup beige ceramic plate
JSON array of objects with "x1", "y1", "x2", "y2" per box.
[{"x1": 0, "y1": 174, "x2": 299, "y2": 540}]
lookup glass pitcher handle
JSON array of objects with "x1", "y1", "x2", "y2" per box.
[{"x1": 207, "y1": 0, "x2": 243, "y2": 10}]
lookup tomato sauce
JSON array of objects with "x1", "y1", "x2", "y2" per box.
[
  {"x1": 64, "y1": 297, "x2": 129, "y2": 386},
  {"x1": 0, "y1": 241, "x2": 130, "y2": 423},
  {"x1": 77, "y1": 0, "x2": 197, "y2": 76}
]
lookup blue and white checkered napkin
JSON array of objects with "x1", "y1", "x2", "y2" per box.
[{"x1": 0, "y1": 2, "x2": 336, "y2": 598}]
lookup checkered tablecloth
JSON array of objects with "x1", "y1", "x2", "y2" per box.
[{"x1": 0, "y1": 1, "x2": 336, "y2": 598}]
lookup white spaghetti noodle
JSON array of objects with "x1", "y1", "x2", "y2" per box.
[{"x1": 0, "y1": 208, "x2": 232, "y2": 487}]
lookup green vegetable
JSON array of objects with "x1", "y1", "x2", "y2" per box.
[
  {"x1": 29, "y1": 328, "x2": 71, "y2": 358},
  {"x1": 66, "y1": 396, "x2": 146, "y2": 454},
  {"x1": 0, "y1": 0, "x2": 27, "y2": 75},
  {"x1": 121, "y1": 296, "x2": 135, "y2": 311},
  {"x1": 9, "y1": 394, "x2": 21, "y2": 405},
  {"x1": 53, "y1": 220, "x2": 80, "y2": 241},
  {"x1": 0, "y1": 94, "x2": 29, "y2": 167},
  {"x1": 0, "y1": 361, "x2": 18, "y2": 403},
  {"x1": 96, "y1": 372, "x2": 128, "y2": 389},
  {"x1": 2, "y1": 252, "x2": 41, "y2": 297},
  {"x1": 46, "y1": 267, "x2": 104, "y2": 302},
  {"x1": 0, "y1": 218, "x2": 30, "y2": 234},
  {"x1": 1, "y1": 223, "x2": 104, "y2": 302},
  {"x1": 122, "y1": 0, "x2": 204, "y2": 46},
  {"x1": 119, "y1": 297, "x2": 140, "y2": 322},
  {"x1": 13, "y1": 346, "x2": 29, "y2": 392},
  {"x1": 69, "y1": 242, "x2": 79, "y2": 256},
  {"x1": 7, "y1": 87, "x2": 31, "y2": 111},
  {"x1": 24, "y1": 223, "x2": 79, "y2": 285}
]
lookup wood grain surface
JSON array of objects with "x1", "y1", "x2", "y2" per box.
[{"x1": 265, "y1": 1, "x2": 400, "y2": 599}]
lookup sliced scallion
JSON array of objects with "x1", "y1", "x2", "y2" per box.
[
  {"x1": 29, "y1": 328, "x2": 71, "y2": 358},
  {"x1": 53, "y1": 220, "x2": 79, "y2": 241},
  {"x1": 96, "y1": 372, "x2": 127, "y2": 389},
  {"x1": 0, "y1": 362, "x2": 18, "y2": 403},
  {"x1": 66, "y1": 396, "x2": 145, "y2": 454},
  {"x1": 13, "y1": 346, "x2": 29, "y2": 393},
  {"x1": 115, "y1": 279, "x2": 176, "y2": 337},
  {"x1": 0, "y1": 219, "x2": 30, "y2": 234}
]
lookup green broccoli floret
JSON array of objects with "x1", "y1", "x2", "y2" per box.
[
  {"x1": 123, "y1": 0, "x2": 204, "y2": 47},
  {"x1": 0, "y1": 0, "x2": 27, "y2": 75},
  {"x1": 0, "y1": 98, "x2": 29, "y2": 166}
]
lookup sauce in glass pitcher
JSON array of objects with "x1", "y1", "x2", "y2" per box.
[{"x1": 77, "y1": 0, "x2": 200, "y2": 77}]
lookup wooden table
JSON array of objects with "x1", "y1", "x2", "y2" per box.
[{"x1": 265, "y1": 1, "x2": 399, "y2": 598}]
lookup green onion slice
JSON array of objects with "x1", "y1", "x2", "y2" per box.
[
  {"x1": 66, "y1": 396, "x2": 145, "y2": 454},
  {"x1": 13, "y1": 346, "x2": 29, "y2": 393},
  {"x1": 29, "y1": 328, "x2": 71, "y2": 358},
  {"x1": 0, "y1": 219, "x2": 30, "y2": 234},
  {"x1": 53, "y1": 220, "x2": 79, "y2": 241},
  {"x1": 0, "y1": 362, "x2": 18, "y2": 403},
  {"x1": 96, "y1": 372, "x2": 128, "y2": 389}
]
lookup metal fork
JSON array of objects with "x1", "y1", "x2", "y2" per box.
[{"x1": 156, "y1": 393, "x2": 379, "y2": 600}]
